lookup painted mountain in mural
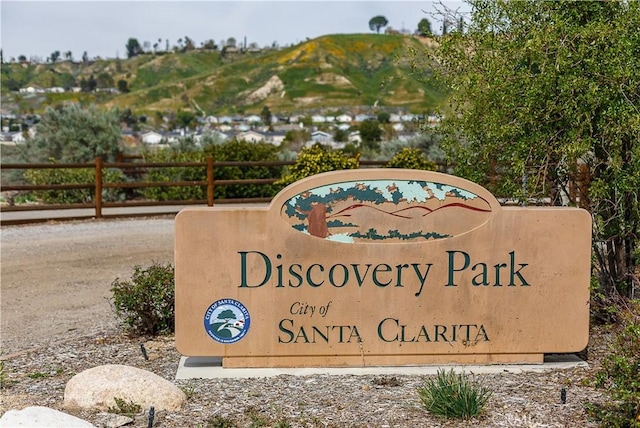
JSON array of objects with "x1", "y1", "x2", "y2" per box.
[{"x1": 281, "y1": 180, "x2": 492, "y2": 243}]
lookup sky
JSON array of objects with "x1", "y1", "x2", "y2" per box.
[{"x1": 0, "y1": 0, "x2": 468, "y2": 61}]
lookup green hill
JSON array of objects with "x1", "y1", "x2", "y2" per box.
[{"x1": 1, "y1": 34, "x2": 443, "y2": 116}]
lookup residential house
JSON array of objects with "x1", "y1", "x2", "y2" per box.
[
  {"x1": 8, "y1": 132, "x2": 25, "y2": 144},
  {"x1": 141, "y1": 131, "x2": 165, "y2": 145},
  {"x1": 348, "y1": 131, "x2": 362, "y2": 144},
  {"x1": 310, "y1": 130, "x2": 332, "y2": 144},
  {"x1": 264, "y1": 130, "x2": 287, "y2": 146},
  {"x1": 337, "y1": 114, "x2": 352, "y2": 123},
  {"x1": 235, "y1": 130, "x2": 266, "y2": 143}
]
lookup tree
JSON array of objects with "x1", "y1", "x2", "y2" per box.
[
  {"x1": 369, "y1": 15, "x2": 389, "y2": 33},
  {"x1": 183, "y1": 36, "x2": 195, "y2": 51},
  {"x1": 417, "y1": 18, "x2": 432, "y2": 36},
  {"x1": 202, "y1": 39, "x2": 217, "y2": 50},
  {"x1": 83, "y1": 74, "x2": 97, "y2": 92},
  {"x1": 117, "y1": 79, "x2": 129, "y2": 93},
  {"x1": 49, "y1": 50, "x2": 60, "y2": 62},
  {"x1": 82, "y1": 51, "x2": 89, "y2": 63},
  {"x1": 176, "y1": 110, "x2": 196, "y2": 130},
  {"x1": 64, "y1": 51, "x2": 73, "y2": 61},
  {"x1": 260, "y1": 106, "x2": 272, "y2": 125},
  {"x1": 432, "y1": 1, "x2": 639, "y2": 298},
  {"x1": 126, "y1": 38, "x2": 143, "y2": 58},
  {"x1": 334, "y1": 128, "x2": 348, "y2": 143},
  {"x1": 359, "y1": 119, "x2": 382, "y2": 150},
  {"x1": 96, "y1": 72, "x2": 114, "y2": 88},
  {"x1": 377, "y1": 111, "x2": 391, "y2": 123},
  {"x1": 19, "y1": 104, "x2": 121, "y2": 163}
]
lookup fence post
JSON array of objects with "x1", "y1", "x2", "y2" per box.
[
  {"x1": 95, "y1": 157, "x2": 103, "y2": 218},
  {"x1": 207, "y1": 156, "x2": 214, "y2": 206}
]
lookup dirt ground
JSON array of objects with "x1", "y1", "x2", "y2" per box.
[{"x1": 0, "y1": 217, "x2": 175, "y2": 356}]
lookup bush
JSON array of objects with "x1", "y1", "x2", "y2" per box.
[
  {"x1": 141, "y1": 139, "x2": 284, "y2": 201},
  {"x1": 277, "y1": 144, "x2": 359, "y2": 186},
  {"x1": 204, "y1": 139, "x2": 284, "y2": 199},
  {"x1": 110, "y1": 262, "x2": 175, "y2": 336},
  {"x1": 417, "y1": 369, "x2": 492, "y2": 419},
  {"x1": 589, "y1": 299, "x2": 640, "y2": 427},
  {"x1": 386, "y1": 147, "x2": 437, "y2": 170},
  {"x1": 24, "y1": 165, "x2": 126, "y2": 204}
]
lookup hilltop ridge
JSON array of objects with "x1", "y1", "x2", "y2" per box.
[{"x1": 1, "y1": 33, "x2": 443, "y2": 116}]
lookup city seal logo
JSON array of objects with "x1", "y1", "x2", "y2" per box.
[{"x1": 204, "y1": 299, "x2": 251, "y2": 344}]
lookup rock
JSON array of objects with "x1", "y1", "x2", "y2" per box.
[
  {"x1": 0, "y1": 406, "x2": 95, "y2": 427},
  {"x1": 64, "y1": 364, "x2": 186, "y2": 412},
  {"x1": 94, "y1": 413, "x2": 135, "y2": 428}
]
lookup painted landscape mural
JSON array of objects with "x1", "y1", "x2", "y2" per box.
[{"x1": 281, "y1": 180, "x2": 492, "y2": 243}]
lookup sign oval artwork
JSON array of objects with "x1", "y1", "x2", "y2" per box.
[
  {"x1": 204, "y1": 299, "x2": 251, "y2": 344},
  {"x1": 281, "y1": 179, "x2": 492, "y2": 243}
]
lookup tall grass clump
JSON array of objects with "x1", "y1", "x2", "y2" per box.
[{"x1": 417, "y1": 369, "x2": 492, "y2": 419}]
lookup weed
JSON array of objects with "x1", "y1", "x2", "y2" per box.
[
  {"x1": 206, "y1": 414, "x2": 237, "y2": 428},
  {"x1": 273, "y1": 418, "x2": 292, "y2": 428},
  {"x1": 245, "y1": 405, "x2": 268, "y2": 427},
  {"x1": 0, "y1": 358, "x2": 13, "y2": 389},
  {"x1": 417, "y1": 369, "x2": 492, "y2": 419},
  {"x1": 179, "y1": 381, "x2": 198, "y2": 399},
  {"x1": 372, "y1": 375, "x2": 402, "y2": 387},
  {"x1": 108, "y1": 397, "x2": 142, "y2": 416}
]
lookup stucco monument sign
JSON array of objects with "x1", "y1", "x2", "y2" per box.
[{"x1": 175, "y1": 169, "x2": 591, "y2": 368}]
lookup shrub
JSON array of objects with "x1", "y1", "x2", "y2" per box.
[
  {"x1": 139, "y1": 149, "x2": 207, "y2": 201},
  {"x1": 277, "y1": 144, "x2": 359, "y2": 186},
  {"x1": 589, "y1": 299, "x2": 640, "y2": 427},
  {"x1": 417, "y1": 369, "x2": 492, "y2": 419},
  {"x1": 386, "y1": 147, "x2": 437, "y2": 171},
  {"x1": 204, "y1": 139, "x2": 284, "y2": 199},
  {"x1": 110, "y1": 262, "x2": 175, "y2": 336},
  {"x1": 24, "y1": 165, "x2": 126, "y2": 204},
  {"x1": 141, "y1": 139, "x2": 284, "y2": 201}
]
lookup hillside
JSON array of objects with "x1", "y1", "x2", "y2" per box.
[{"x1": 1, "y1": 33, "x2": 443, "y2": 115}]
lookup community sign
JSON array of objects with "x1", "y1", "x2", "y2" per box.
[{"x1": 175, "y1": 169, "x2": 591, "y2": 367}]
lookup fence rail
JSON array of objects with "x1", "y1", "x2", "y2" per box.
[{"x1": 1, "y1": 157, "x2": 450, "y2": 224}]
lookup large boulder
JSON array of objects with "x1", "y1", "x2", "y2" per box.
[
  {"x1": 0, "y1": 406, "x2": 95, "y2": 427},
  {"x1": 64, "y1": 364, "x2": 186, "y2": 411}
]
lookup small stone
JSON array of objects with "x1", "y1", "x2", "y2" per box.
[
  {"x1": 0, "y1": 406, "x2": 95, "y2": 427},
  {"x1": 95, "y1": 413, "x2": 135, "y2": 428}
]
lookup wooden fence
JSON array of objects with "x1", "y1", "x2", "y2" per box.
[{"x1": 0, "y1": 157, "x2": 452, "y2": 223}]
